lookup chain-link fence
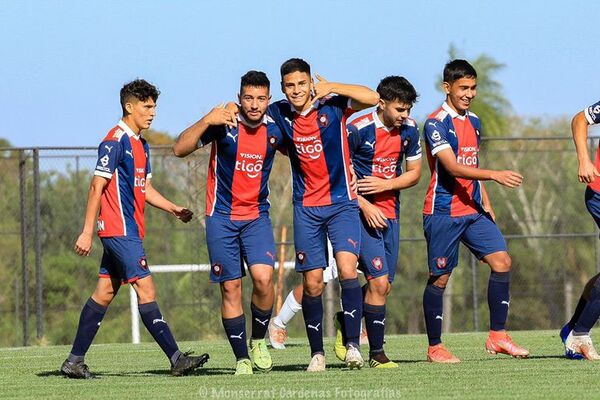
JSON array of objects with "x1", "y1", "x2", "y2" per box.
[{"x1": 0, "y1": 137, "x2": 598, "y2": 347}]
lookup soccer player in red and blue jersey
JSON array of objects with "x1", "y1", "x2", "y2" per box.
[
  {"x1": 61, "y1": 79, "x2": 209, "y2": 379},
  {"x1": 422, "y1": 60, "x2": 529, "y2": 363},
  {"x1": 268, "y1": 58, "x2": 380, "y2": 371},
  {"x1": 344, "y1": 76, "x2": 422, "y2": 368},
  {"x1": 560, "y1": 100, "x2": 600, "y2": 360},
  {"x1": 173, "y1": 71, "x2": 284, "y2": 375}
]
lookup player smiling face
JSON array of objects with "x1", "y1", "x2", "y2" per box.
[
  {"x1": 238, "y1": 85, "x2": 270, "y2": 123},
  {"x1": 444, "y1": 77, "x2": 477, "y2": 115},
  {"x1": 281, "y1": 71, "x2": 313, "y2": 111}
]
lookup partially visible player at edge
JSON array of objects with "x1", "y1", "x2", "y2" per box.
[
  {"x1": 561, "y1": 99, "x2": 600, "y2": 360},
  {"x1": 268, "y1": 58, "x2": 379, "y2": 371},
  {"x1": 61, "y1": 79, "x2": 209, "y2": 379},
  {"x1": 173, "y1": 71, "x2": 284, "y2": 375},
  {"x1": 421, "y1": 60, "x2": 529, "y2": 363}
]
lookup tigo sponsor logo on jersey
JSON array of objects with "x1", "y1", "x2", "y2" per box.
[
  {"x1": 294, "y1": 136, "x2": 323, "y2": 160},
  {"x1": 457, "y1": 146, "x2": 478, "y2": 167},
  {"x1": 373, "y1": 156, "x2": 398, "y2": 179},
  {"x1": 235, "y1": 152, "x2": 264, "y2": 179}
]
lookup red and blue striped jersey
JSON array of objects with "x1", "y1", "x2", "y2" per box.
[
  {"x1": 348, "y1": 111, "x2": 422, "y2": 219},
  {"x1": 94, "y1": 120, "x2": 151, "y2": 238},
  {"x1": 423, "y1": 102, "x2": 483, "y2": 217},
  {"x1": 268, "y1": 95, "x2": 356, "y2": 206},
  {"x1": 202, "y1": 114, "x2": 284, "y2": 220},
  {"x1": 584, "y1": 100, "x2": 600, "y2": 193}
]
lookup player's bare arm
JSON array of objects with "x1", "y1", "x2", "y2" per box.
[
  {"x1": 480, "y1": 183, "x2": 496, "y2": 221},
  {"x1": 74, "y1": 175, "x2": 109, "y2": 257},
  {"x1": 572, "y1": 110, "x2": 600, "y2": 183},
  {"x1": 145, "y1": 178, "x2": 193, "y2": 223},
  {"x1": 435, "y1": 148, "x2": 523, "y2": 188},
  {"x1": 358, "y1": 159, "x2": 421, "y2": 195},
  {"x1": 172, "y1": 104, "x2": 237, "y2": 157},
  {"x1": 357, "y1": 195, "x2": 387, "y2": 230},
  {"x1": 311, "y1": 74, "x2": 379, "y2": 110}
]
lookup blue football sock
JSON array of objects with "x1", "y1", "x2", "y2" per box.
[
  {"x1": 364, "y1": 303, "x2": 386, "y2": 356},
  {"x1": 222, "y1": 314, "x2": 249, "y2": 361},
  {"x1": 340, "y1": 278, "x2": 363, "y2": 347},
  {"x1": 68, "y1": 298, "x2": 107, "y2": 362},
  {"x1": 138, "y1": 301, "x2": 180, "y2": 364},
  {"x1": 574, "y1": 284, "x2": 600, "y2": 335},
  {"x1": 250, "y1": 303, "x2": 272, "y2": 340},
  {"x1": 488, "y1": 271, "x2": 511, "y2": 331},
  {"x1": 302, "y1": 293, "x2": 324, "y2": 356},
  {"x1": 423, "y1": 284, "x2": 444, "y2": 346},
  {"x1": 568, "y1": 295, "x2": 588, "y2": 330}
]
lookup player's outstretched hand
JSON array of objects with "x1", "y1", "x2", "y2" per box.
[
  {"x1": 578, "y1": 160, "x2": 600, "y2": 183},
  {"x1": 361, "y1": 201, "x2": 388, "y2": 230},
  {"x1": 205, "y1": 103, "x2": 237, "y2": 129},
  {"x1": 173, "y1": 207, "x2": 193, "y2": 223},
  {"x1": 311, "y1": 74, "x2": 334, "y2": 105},
  {"x1": 491, "y1": 170, "x2": 523, "y2": 188},
  {"x1": 74, "y1": 232, "x2": 93, "y2": 257},
  {"x1": 358, "y1": 176, "x2": 392, "y2": 195}
]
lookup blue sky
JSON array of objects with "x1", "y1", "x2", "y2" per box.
[{"x1": 0, "y1": 0, "x2": 597, "y2": 147}]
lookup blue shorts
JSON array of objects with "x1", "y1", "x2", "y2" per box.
[
  {"x1": 585, "y1": 187, "x2": 600, "y2": 227},
  {"x1": 99, "y1": 236, "x2": 150, "y2": 284},
  {"x1": 358, "y1": 216, "x2": 399, "y2": 283},
  {"x1": 205, "y1": 213, "x2": 276, "y2": 283},
  {"x1": 423, "y1": 212, "x2": 507, "y2": 276},
  {"x1": 293, "y1": 200, "x2": 361, "y2": 272}
]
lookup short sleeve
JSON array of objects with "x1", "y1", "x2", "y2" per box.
[
  {"x1": 423, "y1": 119, "x2": 451, "y2": 156},
  {"x1": 346, "y1": 123, "x2": 361, "y2": 157},
  {"x1": 584, "y1": 100, "x2": 600, "y2": 125},
  {"x1": 404, "y1": 125, "x2": 422, "y2": 161},
  {"x1": 198, "y1": 125, "x2": 226, "y2": 147},
  {"x1": 94, "y1": 140, "x2": 123, "y2": 179}
]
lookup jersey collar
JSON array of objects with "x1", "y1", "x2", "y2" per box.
[
  {"x1": 442, "y1": 101, "x2": 468, "y2": 121},
  {"x1": 118, "y1": 120, "x2": 141, "y2": 140},
  {"x1": 237, "y1": 112, "x2": 268, "y2": 128},
  {"x1": 372, "y1": 111, "x2": 394, "y2": 132}
]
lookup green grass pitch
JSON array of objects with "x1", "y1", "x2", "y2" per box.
[{"x1": 2, "y1": 331, "x2": 600, "y2": 399}]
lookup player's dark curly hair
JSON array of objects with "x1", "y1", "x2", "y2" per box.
[
  {"x1": 377, "y1": 76, "x2": 418, "y2": 104},
  {"x1": 240, "y1": 70, "x2": 270, "y2": 93},
  {"x1": 120, "y1": 79, "x2": 160, "y2": 115},
  {"x1": 443, "y1": 59, "x2": 477, "y2": 84},
  {"x1": 280, "y1": 58, "x2": 311, "y2": 78}
]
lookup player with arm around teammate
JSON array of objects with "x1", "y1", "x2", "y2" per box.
[
  {"x1": 421, "y1": 60, "x2": 529, "y2": 363},
  {"x1": 61, "y1": 79, "x2": 208, "y2": 379},
  {"x1": 268, "y1": 58, "x2": 379, "y2": 371},
  {"x1": 173, "y1": 71, "x2": 284, "y2": 375}
]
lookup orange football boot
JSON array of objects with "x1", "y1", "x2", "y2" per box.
[
  {"x1": 427, "y1": 343, "x2": 461, "y2": 363},
  {"x1": 485, "y1": 330, "x2": 529, "y2": 358}
]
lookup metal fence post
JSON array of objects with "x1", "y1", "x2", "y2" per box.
[
  {"x1": 471, "y1": 254, "x2": 479, "y2": 332},
  {"x1": 33, "y1": 149, "x2": 44, "y2": 340},
  {"x1": 19, "y1": 150, "x2": 29, "y2": 346}
]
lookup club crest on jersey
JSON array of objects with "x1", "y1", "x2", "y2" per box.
[
  {"x1": 296, "y1": 251, "x2": 306, "y2": 264},
  {"x1": 212, "y1": 263, "x2": 223, "y2": 277},
  {"x1": 436, "y1": 257, "x2": 447, "y2": 269},
  {"x1": 371, "y1": 257, "x2": 383, "y2": 271},
  {"x1": 318, "y1": 113, "x2": 329, "y2": 127},
  {"x1": 138, "y1": 257, "x2": 148, "y2": 270},
  {"x1": 268, "y1": 135, "x2": 278, "y2": 148}
]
